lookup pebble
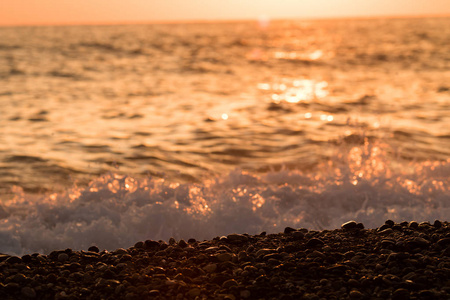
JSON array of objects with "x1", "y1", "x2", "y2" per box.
[
  {"x1": 240, "y1": 290, "x2": 251, "y2": 298},
  {"x1": 378, "y1": 228, "x2": 394, "y2": 235},
  {"x1": 88, "y1": 246, "x2": 100, "y2": 253},
  {"x1": 306, "y1": 238, "x2": 325, "y2": 247},
  {"x1": 21, "y1": 287, "x2": 36, "y2": 298},
  {"x1": 203, "y1": 263, "x2": 217, "y2": 273},
  {"x1": 392, "y1": 288, "x2": 410, "y2": 300},
  {"x1": 222, "y1": 279, "x2": 238, "y2": 288},
  {"x1": 187, "y1": 288, "x2": 201, "y2": 297},
  {"x1": 0, "y1": 219, "x2": 448, "y2": 300},
  {"x1": 216, "y1": 253, "x2": 232, "y2": 262},
  {"x1": 292, "y1": 231, "x2": 305, "y2": 239},
  {"x1": 5, "y1": 256, "x2": 22, "y2": 264},
  {"x1": 256, "y1": 248, "x2": 276, "y2": 257},
  {"x1": 341, "y1": 220, "x2": 358, "y2": 230},
  {"x1": 227, "y1": 233, "x2": 249, "y2": 242},
  {"x1": 284, "y1": 226, "x2": 297, "y2": 234},
  {"x1": 349, "y1": 289, "x2": 364, "y2": 299},
  {"x1": 57, "y1": 253, "x2": 69, "y2": 263}
]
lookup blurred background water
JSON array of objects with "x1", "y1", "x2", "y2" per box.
[{"x1": 0, "y1": 17, "x2": 449, "y2": 254}]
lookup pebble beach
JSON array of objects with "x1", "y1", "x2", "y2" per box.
[{"x1": 1, "y1": 220, "x2": 449, "y2": 300}]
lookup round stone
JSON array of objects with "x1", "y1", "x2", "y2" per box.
[
  {"x1": 5, "y1": 256, "x2": 22, "y2": 264},
  {"x1": 88, "y1": 246, "x2": 99, "y2": 253},
  {"x1": 222, "y1": 279, "x2": 238, "y2": 289},
  {"x1": 21, "y1": 287, "x2": 36, "y2": 298},
  {"x1": 216, "y1": 253, "x2": 232, "y2": 262},
  {"x1": 187, "y1": 288, "x2": 201, "y2": 297},
  {"x1": 349, "y1": 289, "x2": 364, "y2": 299},
  {"x1": 57, "y1": 253, "x2": 69, "y2": 263},
  {"x1": 284, "y1": 227, "x2": 296, "y2": 234},
  {"x1": 341, "y1": 220, "x2": 358, "y2": 230},
  {"x1": 392, "y1": 288, "x2": 410, "y2": 300},
  {"x1": 178, "y1": 239, "x2": 188, "y2": 248},
  {"x1": 306, "y1": 238, "x2": 325, "y2": 247},
  {"x1": 227, "y1": 233, "x2": 249, "y2": 242}
]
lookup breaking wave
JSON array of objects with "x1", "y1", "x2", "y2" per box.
[{"x1": 0, "y1": 142, "x2": 448, "y2": 255}]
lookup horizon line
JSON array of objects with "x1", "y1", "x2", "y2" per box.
[{"x1": 1, "y1": 13, "x2": 449, "y2": 28}]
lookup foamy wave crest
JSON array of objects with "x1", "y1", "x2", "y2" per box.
[{"x1": 1, "y1": 143, "x2": 448, "y2": 255}]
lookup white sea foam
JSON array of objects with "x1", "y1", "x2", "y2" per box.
[{"x1": 0, "y1": 143, "x2": 448, "y2": 256}]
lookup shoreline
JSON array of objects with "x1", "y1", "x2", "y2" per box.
[{"x1": 1, "y1": 220, "x2": 449, "y2": 299}]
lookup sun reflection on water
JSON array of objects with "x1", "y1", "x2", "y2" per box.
[
  {"x1": 260, "y1": 79, "x2": 329, "y2": 104},
  {"x1": 274, "y1": 50, "x2": 323, "y2": 61}
]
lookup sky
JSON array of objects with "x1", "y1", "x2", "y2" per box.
[{"x1": 1, "y1": 0, "x2": 450, "y2": 26}]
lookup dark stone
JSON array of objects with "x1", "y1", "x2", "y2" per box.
[
  {"x1": 144, "y1": 240, "x2": 160, "y2": 249},
  {"x1": 227, "y1": 234, "x2": 249, "y2": 243},
  {"x1": 385, "y1": 220, "x2": 395, "y2": 227},
  {"x1": 392, "y1": 224, "x2": 403, "y2": 231},
  {"x1": 433, "y1": 220, "x2": 442, "y2": 228},
  {"x1": 0, "y1": 254, "x2": 10, "y2": 262},
  {"x1": 5, "y1": 256, "x2": 22, "y2": 264},
  {"x1": 381, "y1": 239, "x2": 395, "y2": 249},
  {"x1": 284, "y1": 227, "x2": 297, "y2": 234},
  {"x1": 306, "y1": 238, "x2": 325, "y2": 247},
  {"x1": 178, "y1": 239, "x2": 188, "y2": 248},
  {"x1": 134, "y1": 241, "x2": 144, "y2": 249},
  {"x1": 378, "y1": 224, "x2": 390, "y2": 231},
  {"x1": 408, "y1": 221, "x2": 418, "y2": 229},
  {"x1": 88, "y1": 246, "x2": 100, "y2": 253},
  {"x1": 407, "y1": 237, "x2": 430, "y2": 249},
  {"x1": 437, "y1": 238, "x2": 450, "y2": 247},
  {"x1": 341, "y1": 221, "x2": 358, "y2": 230},
  {"x1": 392, "y1": 288, "x2": 410, "y2": 300},
  {"x1": 21, "y1": 254, "x2": 32, "y2": 263}
]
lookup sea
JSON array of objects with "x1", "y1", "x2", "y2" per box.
[{"x1": 0, "y1": 17, "x2": 449, "y2": 255}]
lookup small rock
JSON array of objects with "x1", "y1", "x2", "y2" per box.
[
  {"x1": 144, "y1": 240, "x2": 160, "y2": 249},
  {"x1": 21, "y1": 287, "x2": 36, "y2": 298},
  {"x1": 227, "y1": 233, "x2": 249, "y2": 242},
  {"x1": 381, "y1": 239, "x2": 395, "y2": 248},
  {"x1": 342, "y1": 220, "x2": 358, "y2": 230},
  {"x1": 408, "y1": 221, "x2": 418, "y2": 229},
  {"x1": 284, "y1": 227, "x2": 296, "y2": 234},
  {"x1": 437, "y1": 238, "x2": 450, "y2": 248},
  {"x1": 187, "y1": 288, "x2": 201, "y2": 297},
  {"x1": 203, "y1": 263, "x2": 217, "y2": 273},
  {"x1": 292, "y1": 231, "x2": 305, "y2": 240},
  {"x1": 240, "y1": 290, "x2": 251, "y2": 298},
  {"x1": 178, "y1": 239, "x2": 188, "y2": 248},
  {"x1": 114, "y1": 248, "x2": 128, "y2": 255},
  {"x1": 378, "y1": 228, "x2": 394, "y2": 235},
  {"x1": 216, "y1": 253, "x2": 232, "y2": 262},
  {"x1": 149, "y1": 290, "x2": 160, "y2": 296},
  {"x1": 0, "y1": 254, "x2": 10, "y2": 262},
  {"x1": 349, "y1": 289, "x2": 364, "y2": 299},
  {"x1": 407, "y1": 237, "x2": 430, "y2": 248},
  {"x1": 433, "y1": 220, "x2": 442, "y2": 228},
  {"x1": 134, "y1": 241, "x2": 144, "y2": 249},
  {"x1": 222, "y1": 279, "x2": 238, "y2": 289},
  {"x1": 306, "y1": 238, "x2": 324, "y2": 247},
  {"x1": 385, "y1": 219, "x2": 395, "y2": 227},
  {"x1": 238, "y1": 251, "x2": 248, "y2": 261},
  {"x1": 88, "y1": 246, "x2": 99, "y2": 253},
  {"x1": 58, "y1": 253, "x2": 69, "y2": 263},
  {"x1": 5, "y1": 256, "x2": 22, "y2": 264},
  {"x1": 256, "y1": 248, "x2": 276, "y2": 257},
  {"x1": 392, "y1": 288, "x2": 410, "y2": 300}
]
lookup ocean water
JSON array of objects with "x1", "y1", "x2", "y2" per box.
[{"x1": 0, "y1": 17, "x2": 449, "y2": 255}]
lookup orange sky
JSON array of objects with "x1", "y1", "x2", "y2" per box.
[{"x1": 1, "y1": 0, "x2": 450, "y2": 26}]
